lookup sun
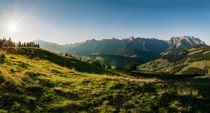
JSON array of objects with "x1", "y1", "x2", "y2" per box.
[{"x1": 7, "y1": 21, "x2": 19, "y2": 34}]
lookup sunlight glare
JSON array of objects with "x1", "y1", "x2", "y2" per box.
[{"x1": 7, "y1": 21, "x2": 19, "y2": 34}]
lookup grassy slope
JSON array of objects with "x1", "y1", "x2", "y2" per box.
[
  {"x1": 5, "y1": 47, "x2": 106, "y2": 74},
  {"x1": 1, "y1": 50, "x2": 210, "y2": 112},
  {"x1": 139, "y1": 45, "x2": 210, "y2": 74}
]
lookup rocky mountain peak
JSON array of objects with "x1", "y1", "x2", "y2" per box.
[{"x1": 168, "y1": 36, "x2": 205, "y2": 48}]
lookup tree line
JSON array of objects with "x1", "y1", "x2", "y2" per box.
[
  {"x1": 17, "y1": 41, "x2": 40, "y2": 48},
  {"x1": 0, "y1": 38, "x2": 39, "y2": 49},
  {"x1": 0, "y1": 38, "x2": 15, "y2": 48}
]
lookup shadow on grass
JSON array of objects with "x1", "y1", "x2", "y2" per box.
[
  {"x1": 156, "y1": 91, "x2": 210, "y2": 113},
  {"x1": 54, "y1": 88, "x2": 79, "y2": 100},
  {"x1": 128, "y1": 71, "x2": 200, "y2": 81}
]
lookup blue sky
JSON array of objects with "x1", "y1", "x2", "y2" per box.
[{"x1": 0, "y1": 0, "x2": 210, "y2": 44}]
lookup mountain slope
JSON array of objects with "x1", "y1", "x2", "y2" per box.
[
  {"x1": 1, "y1": 50, "x2": 155, "y2": 112},
  {"x1": 139, "y1": 44, "x2": 210, "y2": 75},
  {"x1": 1, "y1": 49, "x2": 210, "y2": 112}
]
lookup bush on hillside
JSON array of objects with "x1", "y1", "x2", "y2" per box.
[
  {"x1": 182, "y1": 67, "x2": 205, "y2": 75},
  {"x1": 170, "y1": 64, "x2": 186, "y2": 74},
  {"x1": 0, "y1": 53, "x2": 6, "y2": 63}
]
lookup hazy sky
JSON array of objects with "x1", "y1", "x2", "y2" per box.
[{"x1": 0, "y1": 0, "x2": 210, "y2": 44}]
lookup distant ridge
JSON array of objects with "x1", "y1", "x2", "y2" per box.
[
  {"x1": 33, "y1": 39, "x2": 64, "y2": 53},
  {"x1": 34, "y1": 36, "x2": 205, "y2": 55},
  {"x1": 34, "y1": 36, "x2": 170, "y2": 56}
]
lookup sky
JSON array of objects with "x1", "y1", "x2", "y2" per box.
[{"x1": 0, "y1": 0, "x2": 210, "y2": 44}]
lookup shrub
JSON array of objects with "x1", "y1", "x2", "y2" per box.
[
  {"x1": 182, "y1": 67, "x2": 204, "y2": 75},
  {"x1": 0, "y1": 53, "x2": 6, "y2": 63},
  {"x1": 0, "y1": 75, "x2": 5, "y2": 84},
  {"x1": 10, "y1": 68, "x2": 15, "y2": 73}
]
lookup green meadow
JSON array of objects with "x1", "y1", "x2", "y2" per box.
[{"x1": 1, "y1": 48, "x2": 210, "y2": 113}]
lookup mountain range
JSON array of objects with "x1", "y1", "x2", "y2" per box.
[{"x1": 34, "y1": 36, "x2": 205, "y2": 67}]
